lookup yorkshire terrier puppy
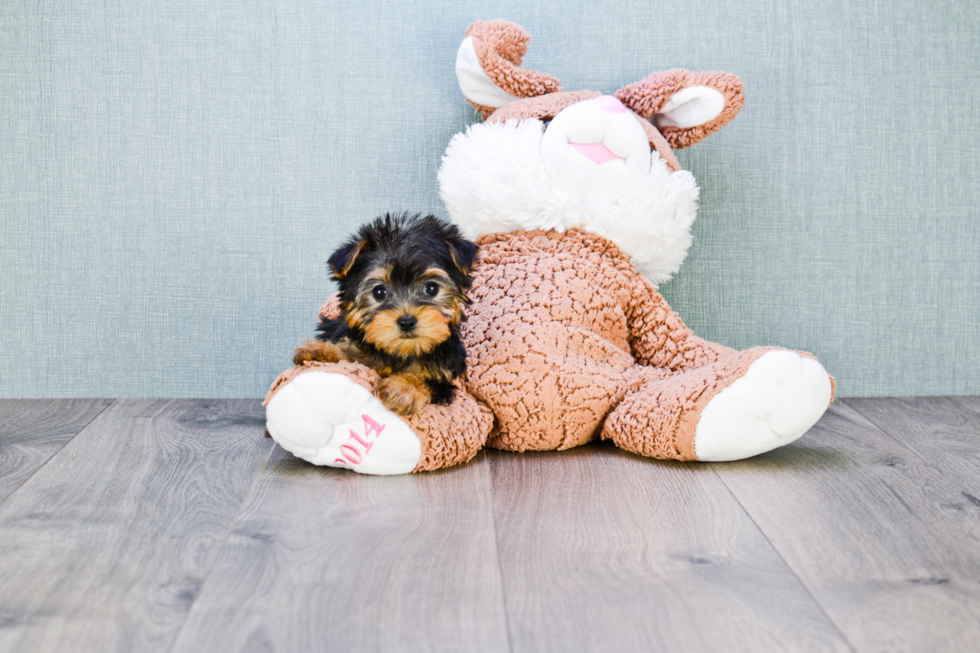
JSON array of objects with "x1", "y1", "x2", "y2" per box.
[{"x1": 294, "y1": 213, "x2": 478, "y2": 416}]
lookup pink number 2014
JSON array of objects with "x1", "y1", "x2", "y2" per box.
[{"x1": 334, "y1": 414, "x2": 386, "y2": 467}]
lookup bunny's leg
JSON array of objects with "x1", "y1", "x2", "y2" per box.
[
  {"x1": 264, "y1": 361, "x2": 493, "y2": 474},
  {"x1": 603, "y1": 347, "x2": 833, "y2": 461},
  {"x1": 614, "y1": 273, "x2": 833, "y2": 461}
]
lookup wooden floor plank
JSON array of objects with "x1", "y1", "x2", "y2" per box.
[
  {"x1": 0, "y1": 399, "x2": 273, "y2": 653},
  {"x1": 845, "y1": 396, "x2": 980, "y2": 496},
  {"x1": 169, "y1": 447, "x2": 510, "y2": 653},
  {"x1": 0, "y1": 399, "x2": 113, "y2": 504},
  {"x1": 951, "y1": 395, "x2": 980, "y2": 417},
  {"x1": 711, "y1": 402, "x2": 980, "y2": 653},
  {"x1": 487, "y1": 443, "x2": 852, "y2": 653}
]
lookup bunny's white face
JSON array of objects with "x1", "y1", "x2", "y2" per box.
[
  {"x1": 438, "y1": 96, "x2": 700, "y2": 285},
  {"x1": 540, "y1": 95, "x2": 654, "y2": 204}
]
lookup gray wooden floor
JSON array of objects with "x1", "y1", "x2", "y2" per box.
[{"x1": 1, "y1": 398, "x2": 979, "y2": 652}]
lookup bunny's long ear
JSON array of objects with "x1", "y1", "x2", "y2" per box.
[
  {"x1": 455, "y1": 20, "x2": 562, "y2": 118},
  {"x1": 615, "y1": 70, "x2": 744, "y2": 149}
]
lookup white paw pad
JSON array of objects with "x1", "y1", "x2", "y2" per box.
[
  {"x1": 265, "y1": 371, "x2": 422, "y2": 475},
  {"x1": 694, "y1": 351, "x2": 832, "y2": 462}
]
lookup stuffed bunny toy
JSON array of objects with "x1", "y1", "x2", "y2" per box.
[{"x1": 264, "y1": 20, "x2": 834, "y2": 475}]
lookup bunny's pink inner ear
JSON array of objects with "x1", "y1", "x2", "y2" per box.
[
  {"x1": 460, "y1": 20, "x2": 561, "y2": 114},
  {"x1": 615, "y1": 70, "x2": 744, "y2": 149}
]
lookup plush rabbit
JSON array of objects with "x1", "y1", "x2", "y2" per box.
[{"x1": 264, "y1": 20, "x2": 834, "y2": 474}]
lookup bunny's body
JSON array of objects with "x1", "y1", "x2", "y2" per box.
[{"x1": 264, "y1": 21, "x2": 834, "y2": 474}]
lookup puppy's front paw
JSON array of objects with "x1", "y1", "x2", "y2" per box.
[
  {"x1": 378, "y1": 375, "x2": 431, "y2": 416},
  {"x1": 293, "y1": 340, "x2": 344, "y2": 366}
]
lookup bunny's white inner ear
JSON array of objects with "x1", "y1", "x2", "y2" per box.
[
  {"x1": 653, "y1": 86, "x2": 726, "y2": 129},
  {"x1": 455, "y1": 36, "x2": 520, "y2": 109}
]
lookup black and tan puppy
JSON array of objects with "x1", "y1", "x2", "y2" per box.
[{"x1": 294, "y1": 213, "x2": 478, "y2": 415}]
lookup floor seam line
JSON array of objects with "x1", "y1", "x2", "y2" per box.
[
  {"x1": 0, "y1": 398, "x2": 116, "y2": 508},
  {"x1": 707, "y1": 463, "x2": 860, "y2": 653},
  {"x1": 163, "y1": 438, "x2": 276, "y2": 653},
  {"x1": 485, "y1": 451, "x2": 517, "y2": 653}
]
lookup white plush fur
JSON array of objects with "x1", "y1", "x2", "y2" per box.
[
  {"x1": 455, "y1": 37, "x2": 520, "y2": 109},
  {"x1": 654, "y1": 86, "x2": 726, "y2": 129},
  {"x1": 266, "y1": 371, "x2": 421, "y2": 475},
  {"x1": 694, "y1": 351, "x2": 833, "y2": 461},
  {"x1": 540, "y1": 97, "x2": 654, "y2": 205},
  {"x1": 438, "y1": 116, "x2": 700, "y2": 285}
]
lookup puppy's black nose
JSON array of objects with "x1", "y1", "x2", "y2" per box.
[{"x1": 396, "y1": 314, "x2": 417, "y2": 332}]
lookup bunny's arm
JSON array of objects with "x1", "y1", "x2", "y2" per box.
[{"x1": 624, "y1": 273, "x2": 735, "y2": 371}]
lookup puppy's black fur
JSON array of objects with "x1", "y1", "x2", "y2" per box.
[{"x1": 303, "y1": 213, "x2": 477, "y2": 413}]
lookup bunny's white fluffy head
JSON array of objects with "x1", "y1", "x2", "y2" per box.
[
  {"x1": 438, "y1": 99, "x2": 700, "y2": 285},
  {"x1": 439, "y1": 20, "x2": 744, "y2": 284}
]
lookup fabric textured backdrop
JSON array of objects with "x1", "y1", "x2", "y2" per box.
[{"x1": 1, "y1": 0, "x2": 978, "y2": 398}]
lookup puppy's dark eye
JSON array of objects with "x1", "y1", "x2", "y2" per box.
[
  {"x1": 423, "y1": 282, "x2": 439, "y2": 297},
  {"x1": 372, "y1": 286, "x2": 388, "y2": 301}
]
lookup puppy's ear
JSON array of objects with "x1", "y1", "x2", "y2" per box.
[
  {"x1": 447, "y1": 237, "x2": 478, "y2": 276},
  {"x1": 328, "y1": 239, "x2": 367, "y2": 279}
]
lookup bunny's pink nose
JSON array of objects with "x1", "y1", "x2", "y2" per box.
[{"x1": 595, "y1": 95, "x2": 626, "y2": 113}]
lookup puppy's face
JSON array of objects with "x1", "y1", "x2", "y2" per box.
[
  {"x1": 348, "y1": 261, "x2": 463, "y2": 357},
  {"x1": 329, "y1": 214, "x2": 477, "y2": 358}
]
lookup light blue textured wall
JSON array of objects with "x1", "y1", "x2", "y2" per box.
[{"x1": 1, "y1": 0, "x2": 978, "y2": 398}]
